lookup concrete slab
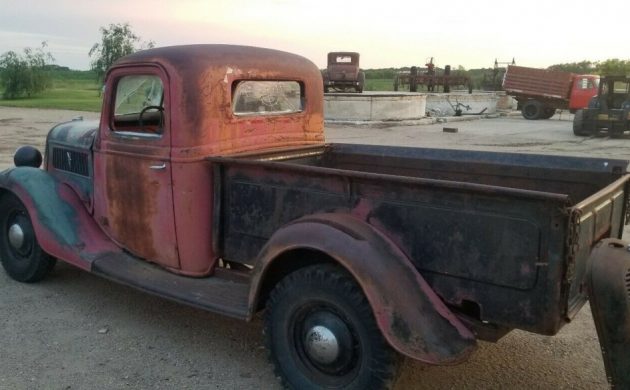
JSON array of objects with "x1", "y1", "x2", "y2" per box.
[{"x1": 324, "y1": 92, "x2": 426, "y2": 121}]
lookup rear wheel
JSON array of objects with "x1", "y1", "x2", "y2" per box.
[
  {"x1": 0, "y1": 193, "x2": 56, "y2": 283},
  {"x1": 357, "y1": 72, "x2": 365, "y2": 93},
  {"x1": 522, "y1": 100, "x2": 543, "y2": 120},
  {"x1": 541, "y1": 106, "x2": 556, "y2": 119},
  {"x1": 265, "y1": 264, "x2": 400, "y2": 390}
]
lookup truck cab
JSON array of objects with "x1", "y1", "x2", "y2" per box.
[
  {"x1": 568, "y1": 74, "x2": 600, "y2": 111},
  {"x1": 46, "y1": 45, "x2": 325, "y2": 275}
]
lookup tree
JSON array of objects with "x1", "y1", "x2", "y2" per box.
[
  {"x1": 547, "y1": 61, "x2": 596, "y2": 74},
  {"x1": 0, "y1": 42, "x2": 54, "y2": 99},
  {"x1": 596, "y1": 59, "x2": 630, "y2": 76},
  {"x1": 89, "y1": 23, "x2": 154, "y2": 82}
]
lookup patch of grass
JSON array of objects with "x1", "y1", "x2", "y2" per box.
[
  {"x1": 365, "y1": 78, "x2": 395, "y2": 91},
  {"x1": 0, "y1": 70, "x2": 102, "y2": 112}
]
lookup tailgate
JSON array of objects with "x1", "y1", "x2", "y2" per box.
[{"x1": 566, "y1": 174, "x2": 630, "y2": 317}]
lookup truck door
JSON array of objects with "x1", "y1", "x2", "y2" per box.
[
  {"x1": 93, "y1": 66, "x2": 179, "y2": 269},
  {"x1": 569, "y1": 76, "x2": 599, "y2": 111}
]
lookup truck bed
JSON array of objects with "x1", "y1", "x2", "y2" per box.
[
  {"x1": 503, "y1": 65, "x2": 573, "y2": 101},
  {"x1": 210, "y1": 144, "x2": 630, "y2": 336}
]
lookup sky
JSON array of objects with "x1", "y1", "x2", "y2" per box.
[{"x1": 0, "y1": 0, "x2": 627, "y2": 71}]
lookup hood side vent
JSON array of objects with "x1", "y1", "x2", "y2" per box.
[{"x1": 52, "y1": 147, "x2": 89, "y2": 177}]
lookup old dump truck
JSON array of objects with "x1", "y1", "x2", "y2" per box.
[
  {"x1": 322, "y1": 51, "x2": 365, "y2": 93},
  {"x1": 503, "y1": 65, "x2": 599, "y2": 120},
  {"x1": 1, "y1": 45, "x2": 630, "y2": 389}
]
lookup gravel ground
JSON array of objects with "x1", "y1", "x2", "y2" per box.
[{"x1": 1, "y1": 107, "x2": 627, "y2": 389}]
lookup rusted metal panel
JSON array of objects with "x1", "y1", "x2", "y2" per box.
[
  {"x1": 503, "y1": 65, "x2": 574, "y2": 100},
  {"x1": 248, "y1": 214, "x2": 477, "y2": 364}
]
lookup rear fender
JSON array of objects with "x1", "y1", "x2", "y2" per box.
[
  {"x1": 0, "y1": 167, "x2": 120, "y2": 270},
  {"x1": 249, "y1": 213, "x2": 476, "y2": 364}
]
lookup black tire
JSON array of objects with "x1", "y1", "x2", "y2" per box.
[
  {"x1": 265, "y1": 264, "x2": 400, "y2": 390},
  {"x1": 573, "y1": 110, "x2": 589, "y2": 136},
  {"x1": 522, "y1": 100, "x2": 543, "y2": 120},
  {"x1": 357, "y1": 72, "x2": 365, "y2": 93},
  {"x1": 0, "y1": 193, "x2": 56, "y2": 283},
  {"x1": 541, "y1": 106, "x2": 555, "y2": 119}
]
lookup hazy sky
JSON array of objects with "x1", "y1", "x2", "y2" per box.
[{"x1": 0, "y1": 0, "x2": 627, "y2": 70}]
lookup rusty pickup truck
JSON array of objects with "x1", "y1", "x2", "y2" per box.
[{"x1": 1, "y1": 45, "x2": 630, "y2": 389}]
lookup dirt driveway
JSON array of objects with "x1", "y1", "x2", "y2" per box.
[{"x1": 0, "y1": 107, "x2": 625, "y2": 389}]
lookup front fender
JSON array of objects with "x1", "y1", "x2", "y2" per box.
[
  {"x1": 249, "y1": 213, "x2": 476, "y2": 364},
  {"x1": 0, "y1": 167, "x2": 120, "y2": 270}
]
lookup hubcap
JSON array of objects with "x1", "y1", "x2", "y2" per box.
[
  {"x1": 8, "y1": 223, "x2": 25, "y2": 250},
  {"x1": 304, "y1": 325, "x2": 340, "y2": 365}
]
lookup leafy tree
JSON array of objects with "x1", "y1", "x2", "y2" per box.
[
  {"x1": 596, "y1": 59, "x2": 630, "y2": 76},
  {"x1": 0, "y1": 42, "x2": 54, "y2": 99},
  {"x1": 547, "y1": 61, "x2": 596, "y2": 74},
  {"x1": 89, "y1": 23, "x2": 154, "y2": 82}
]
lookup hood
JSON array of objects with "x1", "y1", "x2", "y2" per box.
[{"x1": 47, "y1": 119, "x2": 99, "y2": 150}]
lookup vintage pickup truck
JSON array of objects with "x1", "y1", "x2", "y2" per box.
[{"x1": 1, "y1": 45, "x2": 629, "y2": 389}]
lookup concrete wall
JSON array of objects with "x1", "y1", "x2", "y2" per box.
[
  {"x1": 324, "y1": 91, "x2": 502, "y2": 121},
  {"x1": 324, "y1": 92, "x2": 426, "y2": 121},
  {"x1": 425, "y1": 92, "x2": 499, "y2": 116}
]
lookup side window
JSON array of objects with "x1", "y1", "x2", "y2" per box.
[
  {"x1": 577, "y1": 78, "x2": 590, "y2": 89},
  {"x1": 112, "y1": 75, "x2": 164, "y2": 135},
  {"x1": 232, "y1": 81, "x2": 303, "y2": 116}
]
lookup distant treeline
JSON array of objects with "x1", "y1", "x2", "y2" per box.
[{"x1": 361, "y1": 59, "x2": 630, "y2": 90}]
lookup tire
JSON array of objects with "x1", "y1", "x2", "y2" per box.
[
  {"x1": 521, "y1": 100, "x2": 543, "y2": 120},
  {"x1": 0, "y1": 193, "x2": 56, "y2": 283},
  {"x1": 357, "y1": 72, "x2": 365, "y2": 93},
  {"x1": 265, "y1": 264, "x2": 400, "y2": 390},
  {"x1": 573, "y1": 110, "x2": 589, "y2": 136},
  {"x1": 393, "y1": 75, "x2": 399, "y2": 91},
  {"x1": 541, "y1": 106, "x2": 555, "y2": 119}
]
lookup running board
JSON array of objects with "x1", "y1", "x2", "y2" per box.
[
  {"x1": 588, "y1": 239, "x2": 630, "y2": 388},
  {"x1": 92, "y1": 253, "x2": 250, "y2": 320}
]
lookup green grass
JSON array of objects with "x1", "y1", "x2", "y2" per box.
[
  {"x1": 365, "y1": 78, "x2": 395, "y2": 91},
  {"x1": 0, "y1": 70, "x2": 102, "y2": 112}
]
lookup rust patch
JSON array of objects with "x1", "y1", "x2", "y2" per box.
[{"x1": 105, "y1": 155, "x2": 158, "y2": 260}]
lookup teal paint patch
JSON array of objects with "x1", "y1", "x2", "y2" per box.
[{"x1": 3, "y1": 167, "x2": 80, "y2": 247}]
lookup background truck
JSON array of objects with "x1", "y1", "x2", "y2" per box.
[
  {"x1": 322, "y1": 51, "x2": 365, "y2": 93},
  {"x1": 1, "y1": 45, "x2": 630, "y2": 389},
  {"x1": 503, "y1": 65, "x2": 599, "y2": 120},
  {"x1": 574, "y1": 75, "x2": 630, "y2": 137}
]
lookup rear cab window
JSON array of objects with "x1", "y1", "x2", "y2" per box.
[
  {"x1": 112, "y1": 75, "x2": 165, "y2": 136},
  {"x1": 232, "y1": 81, "x2": 303, "y2": 116}
]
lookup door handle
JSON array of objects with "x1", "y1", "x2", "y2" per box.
[{"x1": 149, "y1": 162, "x2": 167, "y2": 170}]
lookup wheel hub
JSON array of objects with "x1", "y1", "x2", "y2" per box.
[
  {"x1": 8, "y1": 223, "x2": 25, "y2": 250},
  {"x1": 304, "y1": 325, "x2": 340, "y2": 365}
]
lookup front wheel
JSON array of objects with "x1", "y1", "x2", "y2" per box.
[
  {"x1": 0, "y1": 193, "x2": 56, "y2": 283},
  {"x1": 573, "y1": 110, "x2": 589, "y2": 136},
  {"x1": 265, "y1": 264, "x2": 400, "y2": 390}
]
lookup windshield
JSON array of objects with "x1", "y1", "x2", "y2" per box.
[{"x1": 115, "y1": 75, "x2": 164, "y2": 115}]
